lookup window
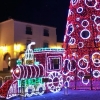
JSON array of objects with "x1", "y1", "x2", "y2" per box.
[
  {"x1": 43, "y1": 29, "x2": 49, "y2": 36},
  {"x1": 50, "y1": 59, "x2": 60, "y2": 70},
  {"x1": 43, "y1": 42, "x2": 49, "y2": 48},
  {"x1": 26, "y1": 26, "x2": 32, "y2": 35}
]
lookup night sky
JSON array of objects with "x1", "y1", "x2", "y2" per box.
[{"x1": 0, "y1": 0, "x2": 70, "y2": 42}]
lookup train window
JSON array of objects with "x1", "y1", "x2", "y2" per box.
[{"x1": 50, "y1": 59, "x2": 60, "y2": 70}]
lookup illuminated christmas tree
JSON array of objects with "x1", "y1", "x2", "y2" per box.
[{"x1": 63, "y1": 0, "x2": 100, "y2": 89}]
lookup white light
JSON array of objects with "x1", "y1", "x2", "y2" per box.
[
  {"x1": 16, "y1": 68, "x2": 19, "y2": 73},
  {"x1": 93, "y1": 70, "x2": 100, "y2": 78},
  {"x1": 25, "y1": 85, "x2": 36, "y2": 97},
  {"x1": 77, "y1": 7, "x2": 83, "y2": 13},
  {"x1": 35, "y1": 83, "x2": 46, "y2": 95},
  {"x1": 92, "y1": 52, "x2": 100, "y2": 67},
  {"x1": 76, "y1": 17, "x2": 80, "y2": 21},
  {"x1": 71, "y1": 0, "x2": 78, "y2": 5},
  {"x1": 82, "y1": 77, "x2": 89, "y2": 85},
  {"x1": 10, "y1": 69, "x2": 13, "y2": 73},
  {"x1": 96, "y1": 24, "x2": 100, "y2": 32},
  {"x1": 77, "y1": 70, "x2": 85, "y2": 79},
  {"x1": 47, "y1": 71, "x2": 63, "y2": 93},
  {"x1": 66, "y1": 23, "x2": 74, "y2": 36},
  {"x1": 27, "y1": 42, "x2": 36, "y2": 49},
  {"x1": 68, "y1": 37, "x2": 76, "y2": 45},
  {"x1": 78, "y1": 57, "x2": 88, "y2": 70},
  {"x1": 85, "y1": 0, "x2": 97, "y2": 8},
  {"x1": 78, "y1": 42, "x2": 84, "y2": 48},
  {"x1": 81, "y1": 20, "x2": 89, "y2": 27},
  {"x1": 80, "y1": 29, "x2": 91, "y2": 39},
  {"x1": 94, "y1": 16, "x2": 100, "y2": 26},
  {"x1": 95, "y1": 2, "x2": 100, "y2": 10}
]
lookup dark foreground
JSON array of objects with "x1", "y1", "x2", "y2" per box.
[{"x1": 8, "y1": 88, "x2": 100, "y2": 100}]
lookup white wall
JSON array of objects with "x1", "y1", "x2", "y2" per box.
[
  {"x1": 14, "y1": 20, "x2": 57, "y2": 48},
  {"x1": 0, "y1": 19, "x2": 14, "y2": 70},
  {"x1": 0, "y1": 19, "x2": 57, "y2": 71}
]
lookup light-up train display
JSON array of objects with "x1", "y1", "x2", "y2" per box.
[{"x1": 0, "y1": 42, "x2": 64, "y2": 99}]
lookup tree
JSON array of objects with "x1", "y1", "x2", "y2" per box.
[{"x1": 63, "y1": 0, "x2": 100, "y2": 89}]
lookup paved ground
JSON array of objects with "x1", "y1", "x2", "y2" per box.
[{"x1": 10, "y1": 89, "x2": 100, "y2": 100}]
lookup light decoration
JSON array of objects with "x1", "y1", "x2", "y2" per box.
[
  {"x1": 12, "y1": 64, "x2": 44, "y2": 79},
  {"x1": 15, "y1": 68, "x2": 20, "y2": 73},
  {"x1": 71, "y1": 0, "x2": 78, "y2": 5},
  {"x1": 64, "y1": 35, "x2": 66, "y2": 42},
  {"x1": 35, "y1": 83, "x2": 46, "y2": 95},
  {"x1": 25, "y1": 42, "x2": 35, "y2": 65},
  {"x1": 85, "y1": 0, "x2": 97, "y2": 8},
  {"x1": 92, "y1": 52, "x2": 100, "y2": 67},
  {"x1": 67, "y1": 59, "x2": 76, "y2": 72},
  {"x1": 47, "y1": 71, "x2": 63, "y2": 93},
  {"x1": 97, "y1": 24, "x2": 100, "y2": 32},
  {"x1": 25, "y1": 85, "x2": 35, "y2": 97},
  {"x1": 82, "y1": 77, "x2": 89, "y2": 85},
  {"x1": 34, "y1": 48, "x2": 65, "y2": 52},
  {"x1": 77, "y1": 7, "x2": 83, "y2": 13},
  {"x1": 94, "y1": 16, "x2": 100, "y2": 25},
  {"x1": 64, "y1": 81, "x2": 69, "y2": 88},
  {"x1": 18, "y1": 77, "x2": 45, "y2": 96},
  {"x1": 93, "y1": 70, "x2": 100, "y2": 78},
  {"x1": 63, "y1": 59, "x2": 76, "y2": 75},
  {"x1": 10, "y1": 69, "x2": 13, "y2": 73},
  {"x1": 81, "y1": 20, "x2": 89, "y2": 28},
  {"x1": 76, "y1": 17, "x2": 80, "y2": 21},
  {"x1": 16, "y1": 59, "x2": 22, "y2": 65},
  {"x1": 63, "y1": 0, "x2": 100, "y2": 89},
  {"x1": 64, "y1": 76, "x2": 74, "y2": 88},
  {"x1": 47, "y1": 56, "x2": 62, "y2": 71},
  {"x1": 95, "y1": 2, "x2": 100, "y2": 10},
  {"x1": 77, "y1": 70, "x2": 85, "y2": 79},
  {"x1": 6, "y1": 80, "x2": 18, "y2": 99},
  {"x1": 63, "y1": 59, "x2": 71, "y2": 75},
  {"x1": 78, "y1": 57, "x2": 89, "y2": 70},
  {"x1": 68, "y1": 37, "x2": 76, "y2": 45},
  {"x1": 66, "y1": 23, "x2": 74, "y2": 36},
  {"x1": 86, "y1": 67, "x2": 91, "y2": 73},
  {"x1": 18, "y1": 78, "x2": 43, "y2": 87},
  {"x1": 78, "y1": 42, "x2": 84, "y2": 48},
  {"x1": 80, "y1": 29, "x2": 91, "y2": 39}
]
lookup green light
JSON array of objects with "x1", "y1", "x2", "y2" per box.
[
  {"x1": 16, "y1": 59, "x2": 22, "y2": 65},
  {"x1": 18, "y1": 77, "x2": 43, "y2": 87},
  {"x1": 34, "y1": 48, "x2": 65, "y2": 52}
]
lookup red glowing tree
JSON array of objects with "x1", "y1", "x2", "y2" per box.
[{"x1": 63, "y1": 0, "x2": 100, "y2": 89}]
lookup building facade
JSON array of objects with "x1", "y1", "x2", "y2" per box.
[{"x1": 0, "y1": 19, "x2": 62, "y2": 71}]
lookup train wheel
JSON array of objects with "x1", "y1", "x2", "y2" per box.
[
  {"x1": 47, "y1": 71, "x2": 63, "y2": 93},
  {"x1": 35, "y1": 83, "x2": 46, "y2": 95},
  {"x1": 25, "y1": 85, "x2": 35, "y2": 97}
]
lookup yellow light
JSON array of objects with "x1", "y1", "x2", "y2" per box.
[
  {"x1": 0, "y1": 46, "x2": 7, "y2": 53},
  {"x1": 50, "y1": 46, "x2": 62, "y2": 49},
  {"x1": 14, "y1": 44, "x2": 21, "y2": 52}
]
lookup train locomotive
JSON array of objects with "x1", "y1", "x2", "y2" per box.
[{"x1": 0, "y1": 42, "x2": 65, "y2": 99}]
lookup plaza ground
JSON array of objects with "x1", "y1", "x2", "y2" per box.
[{"x1": 10, "y1": 88, "x2": 100, "y2": 100}]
